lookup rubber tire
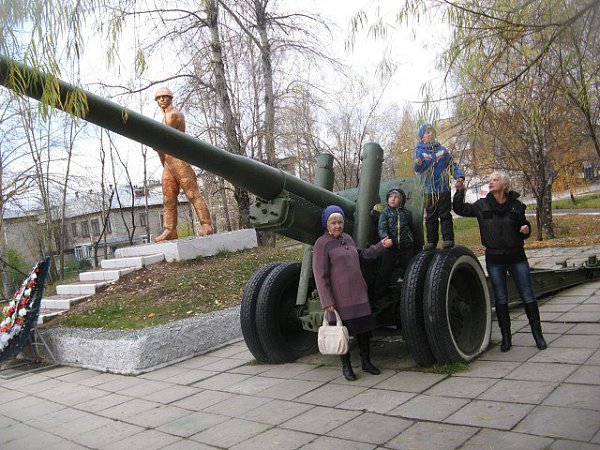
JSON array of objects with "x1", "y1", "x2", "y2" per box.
[
  {"x1": 255, "y1": 262, "x2": 317, "y2": 363},
  {"x1": 400, "y1": 250, "x2": 440, "y2": 367},
  {"x1": 240, "y1": 262, "x2": 282, "y2": 363},
  {"x1": 423, "y1": 246, "x2": 492, "y2": 364}
]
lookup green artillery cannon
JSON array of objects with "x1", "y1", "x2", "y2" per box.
[{"x1": 2, "y1": 56, "x2": 599, "y2": 367}]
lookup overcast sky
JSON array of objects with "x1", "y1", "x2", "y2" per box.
[{"x1": 62, "y1": 0, "x2": 450, "y2": 187}]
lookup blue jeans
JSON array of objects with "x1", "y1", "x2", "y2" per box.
[{"x1": 487, "y1": 261, "x2": 536, "y2": 305}]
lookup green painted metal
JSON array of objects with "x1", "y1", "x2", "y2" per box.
[
  {"x1": 506, "y1": 257, "x2": 600, "y2": 306},
  {"x1": 353, "y1": 143, "x2": 383, "y2": 248},
  {"x1": 295, "y1": 153, "x2": 335, "y2": 306}
]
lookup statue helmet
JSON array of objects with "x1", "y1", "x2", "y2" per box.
[{"x1": 155, "y1": 87, "x2": 174, "y2": 100}]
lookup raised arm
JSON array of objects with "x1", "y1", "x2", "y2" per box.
[{"x1": 452, "y1": 186, "x2": 477, "y2": 217}]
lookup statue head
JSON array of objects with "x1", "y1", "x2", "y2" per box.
[{"x1": 155, "y1": 87, "x2": 174, "y2": 110}]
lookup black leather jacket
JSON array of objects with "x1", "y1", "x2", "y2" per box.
[{"x1": 453, "y1": 189, "x2": 531, "y2": 256}]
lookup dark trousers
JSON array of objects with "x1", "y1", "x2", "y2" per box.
[
  {"x1": 374, "y1": 246, "x2": 414, "y2": 296},
  {"x1": 425, "y1": 192, "x2": 454, "y2": 244}
]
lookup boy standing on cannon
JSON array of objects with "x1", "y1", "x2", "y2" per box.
[{"x1": 413, "y1": 123, "x2": 464, "y2": 250}]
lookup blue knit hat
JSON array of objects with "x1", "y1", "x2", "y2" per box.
[
  {"x1": 321, "y1": 205, "x2": 345, "y2": 228},
  {"x1": 418, "y1": 123, "x2": 435, "y2": 141}
]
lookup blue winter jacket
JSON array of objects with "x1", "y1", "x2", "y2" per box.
[{"x1": 413, "y1": 124, "x2": 464, "y2": 194}]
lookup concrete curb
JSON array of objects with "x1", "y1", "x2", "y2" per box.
[{"x1": 39, "y1": 306, "x2": 243, "y2": 375}]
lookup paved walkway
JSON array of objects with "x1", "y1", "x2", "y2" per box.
[{"x1": 1, "y1": 246, "x2": 599, "y2": 450}]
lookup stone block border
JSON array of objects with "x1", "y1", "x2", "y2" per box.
[{"x1": 39, "y1": 306, "x2": 242, "y2": 374}]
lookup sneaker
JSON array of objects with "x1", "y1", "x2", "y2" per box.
[
  {"x1": 442, "y1": 240, "x2": 455, "y2": 248},
  {"x1": 424, "y1": 242, "x2": 437, "y2": 251}
]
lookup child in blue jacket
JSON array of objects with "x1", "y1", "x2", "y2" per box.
[{"x1": 414, "y1": 123, "x2": 464, "y2": 250}]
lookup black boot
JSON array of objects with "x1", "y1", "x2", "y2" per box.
[
  {"x1": 340, "y1": 353, "x2": 356, "y2": 381},
  {"x1": 357, "y1": 333, "x2": 380, "y2": 375},
  {"x1": 524, "y1": 302, "x2": 547, "y2": 350},
  {"x1": 495, "y1": 303, "x2": 512, "y2": 352}
]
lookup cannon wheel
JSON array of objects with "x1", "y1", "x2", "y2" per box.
[
  {"x1": 400, "y1": 250, "x2": 440, "y2": 367},
  {"x1": 255, "y1": 262, "x2": 317, "y2": 363},
  {"x1": 424, "y1": 246, "x2": 492, "y2": 364},
  {"x1": 240, "y1": 262, "x2": 283, "y2": 363}
]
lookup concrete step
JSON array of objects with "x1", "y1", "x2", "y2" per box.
[
  {"x1": 41, "y1": 294, "x2": 91, "y2": 310},
  {"x1": 79, "y1": 266, "x2": 138, "y2": 282},
  {"x1": 38, "y1": 308, "x2": 68, "y2": 324},
  {"x1": 100, "y1": 253, "x2": 164, "y2": 269},
  {"x1": 55, "y1": 281, "x2": 108, "y2": 296}
]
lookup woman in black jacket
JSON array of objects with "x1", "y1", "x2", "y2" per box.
[{"x1": 453, "y1": 171, "x2": 547, "y2": 352}]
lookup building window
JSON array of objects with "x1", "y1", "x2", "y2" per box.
[
  {"x1": 105, "y1": 218, "x2": 112, "y2": 234},
  {"x1": 81, "y1": 221, "x2": 89, "y2": 237},
  {"x1": 139, "y1": 212, "x2": 148, "y2": 227},
  {"x1": 71, "y1": 223, "x2": 78, "y2": 236},
  {"x1": 91, "y1": 219, "x2": 100, "y2": 235}
]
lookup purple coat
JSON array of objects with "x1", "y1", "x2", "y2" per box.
[{"x1": 312, "y1": 232, "x2": 385, "y2": 321}]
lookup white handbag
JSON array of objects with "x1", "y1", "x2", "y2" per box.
[{"x1": 318, "y1": 310, "x2": 350, "y2": 355}]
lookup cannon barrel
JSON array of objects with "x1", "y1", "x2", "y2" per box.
[{"x1": 0, "y1": 56, "x2": 355, "y2": 237}]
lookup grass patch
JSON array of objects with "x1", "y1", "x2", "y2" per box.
[
  {"x1": 552, "y1": 192, "x2": 600, "y2": 210},
  {"x1": 53, "y1": 244, "x2": 304, "y2": 330},
  {"x1": 420, "y1": 362, "x2": 469, "y2": 375}
]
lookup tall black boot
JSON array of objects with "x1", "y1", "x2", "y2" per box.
[
  {"x1": 495, "y1": 303, "x2": 512, "y2": 352},
  {"x1": 524, "y1": 302, "x2": 547, "y2": 350},
  {"x1": 340, "y1": 353, "x2": 356, "y2": 381},
  {"x1": 357, "y1": 333, "x2": 380, "y2": 375}
]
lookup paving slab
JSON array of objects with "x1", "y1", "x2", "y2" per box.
[
  {"x1": 229, "y1": 427, "x2": 317, "y2": 450},
  {"x1": 385, "y1": 421, "x2": 478, "y2": 450},
  {"x1": 477, "y1": 379, "x2": 558, "y2": 404},
  {"x1": 336, "y1": 388, "x2": 415, "y2": 414},
  {"x1": 589, "y1": 349, "x2": 600, "y2": 365},
  {"x1": 569, "y1": 323, "x2": 600, "y2": 335},
  {"x1": 327, "y1": 412, "x2": 412, "y2": 445},
  {"x1": 551, "y1": 440, "x2": 600, "y2": 450},
  {"x1": 102, "y1": 429, "x2": 181, "y2": 450},
  {"x1": 425, "y1": 376, "x2": 498, "y2": 398},
  {"x1": 505, "y1": 361, "x2": 579, "y2": 382},
  {"x1": 301, "y1": 436, "x2": 376, "y2": 450},
  {"x1": 280, "y1": 405, "x2": 361, "y2": 434},
  {"x1": 171, "y1": 389, "x2": 234, "y2": 411},
  {"x1": 387, "y1": 394, "x2": 470, "y2": 421},
  {"x1": 516, "y1": 405, "x2": 600, "y2": 441},
  {"x1": 203, "y1": 393, "x2": 271, "y2": 417},
  {"x1": 565, "y1": 365, "x2": 600, "y2": 385},
  {"x1": 444, "y1": 400, "x2": 534, "y2": 430},
  {"x1": 124, "y1": 404, "x2": 193, "y2": 428},
  {"x1": 70, "y1": 420, "x2": 144, "y2": 448},
  {"x1": 156, "y1": 411, "x2": 228, "y2": 438},
  {"x1": 190, "y1": 418, "x2": 270, "y2": 448},
  {"x1": 529, "y1": 347, "x2": 596, "y2": 364},
  {"x1": 460, "y1": 428, "x2": 554, "y2": 450},
  {"x1": 253, "y1": 378, "x2": 323, "y2": 400},
  {"x1": 238, "y1": 399, "x2": 313, "y2": 425},
  {"x1": 542, "y1": 383, "x2": 600, "y2": 410},
  {"x1": 295, "y1": 383, "x2": 367, "y2": 407},
  {"x1": 372, "y1": 370, "x2": 446, "y2": 393},
  {"x1": 221, "y1": 375, "x2": 285, "y2": 395}
]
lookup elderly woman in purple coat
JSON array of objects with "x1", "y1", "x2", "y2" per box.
[{"x1": 312, "y1": 205, "x2": 392, "y2": 381}]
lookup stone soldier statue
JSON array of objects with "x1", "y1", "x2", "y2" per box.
[{"x1": 154, "y1": 87, "x2": 213, "y2": 241}]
